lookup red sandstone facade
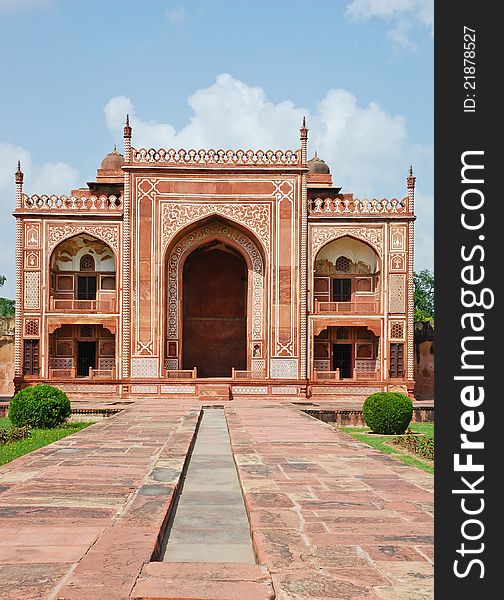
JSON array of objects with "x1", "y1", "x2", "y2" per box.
[{"x1": 13, "y1": 118, "x2": 416, "y2": 400}]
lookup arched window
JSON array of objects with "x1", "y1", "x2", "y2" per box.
[
  {"x1": 335, "y1": 256, "x2": 350, "y2": 272},
  {"x1": 80, "y1": 254, "x2": 95, "y2": 271}
]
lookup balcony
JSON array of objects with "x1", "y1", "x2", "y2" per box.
[
  {"x1": 314, "y1": 295, "x2": 380, "y2": 315},
  {"x1": 49, "y1": 297, "x2": 116, "y2": 313}
]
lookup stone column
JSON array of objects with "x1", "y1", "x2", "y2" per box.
[
  {"x1": 121, "y1": 116, "x2": 132, "y2": 378},
  {"x1": 299, "y1": 118, "x2": 309, "y2": 378},
  {"x1": 14, "y1": 162, "x2": 23, "y2": 378},
  {"x1": 406, "y1": 166, "x2": 416, "y2": 387}
]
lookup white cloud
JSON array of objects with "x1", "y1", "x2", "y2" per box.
[
  {"x1": 0, "y1": 143, "x2": 79, "y2": 299},
  {"x1": 165, "y1": 5, "x2": 187, "y2": 26},
  {"x1": 345, "y1": 0, "x2": 433, "y2": 49},
  {"x1": 104, "y1": 73, "x2": 433, "y2": 269}
]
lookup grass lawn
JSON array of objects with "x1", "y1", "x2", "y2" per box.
[
  {"x1": 341, "y1": 422, "x2": 434, "y2": 475},
  {"x1": 0, "y1": 417, "x2": 93, "y2": 466}
]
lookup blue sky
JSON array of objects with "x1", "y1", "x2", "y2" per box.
[{"x1": 0, "y1": 0, "x2": 433, "y2": 299}]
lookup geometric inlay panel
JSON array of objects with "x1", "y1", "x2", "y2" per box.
[
  {"x1": 24, "y1": 318, "x2": 40, "y2": 336},
  {"x1": 131, "y1": 357, "x2": 159, "y2": 378},
  {"x1": 389, "y1": 273, "x2": 406, "y2": 313},
  {"x1": 270, "y1": 358, "x2": 299, "y2": 379},
  {"x1": 24, "y1": 271, "x2": 40, "y2": 309},
  {"x1": 389, "y1": 320, "x2": 405, "y2": 341}
]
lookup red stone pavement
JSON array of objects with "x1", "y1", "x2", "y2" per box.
[{"x1": 0, "y1": 399, "x2": 433, "y2": 599}]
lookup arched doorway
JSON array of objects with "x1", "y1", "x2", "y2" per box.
[{"x1": 182, "y1": 242, "x2": 247, "y2": 377}]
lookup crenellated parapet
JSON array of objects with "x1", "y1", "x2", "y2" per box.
[
  {"x1": 131, "y1": 147, "x2": 302, "y2": 167},
  {"x1": 309, "y1": 195, "x2": 410, "y2": 216},
  {"x1": 21, "y1": 194, "x2": 123, "y2": 212}
]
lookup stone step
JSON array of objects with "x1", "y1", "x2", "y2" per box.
[{"x1": 131, "y1": 562, "x2": 274, "y2": 600}]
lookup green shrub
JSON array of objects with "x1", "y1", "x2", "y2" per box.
[
  {"x1": 362, "y1": 392, "x2": 413, "y2": 435},
  {"x1": 9, "y1": 385, "x2": 70, "y2": 428}
]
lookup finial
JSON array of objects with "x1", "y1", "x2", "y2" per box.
[
  {"x1": 114, "y1": 144, "x2": 117, "y2": 151},
  {"x1": 409, "y1": 165, "x2": 413, "y2": 176},
  {"x1": 124, "y1": 113, "x2": 132, "y2": 139},
  {"x1": 302, "y1": 116, "x2": 306, "y2": 128},
  {"x1": 15, "y1": 160, "x2": 24, "y2": 184},
  {"x1": 314, "y1": 150, "x2": 318, "y2": 158}
]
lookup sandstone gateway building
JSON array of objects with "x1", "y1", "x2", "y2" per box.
[{"x1": 12, "y1": 119, "x2": 416, "y2": 401}]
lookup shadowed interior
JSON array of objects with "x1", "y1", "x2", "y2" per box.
[{"x1": 182, "y1": 243, "x2": 247, "y2": 377}]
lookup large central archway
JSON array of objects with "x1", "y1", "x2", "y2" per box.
[
  {"x1": 182, "y1": 242, "x2": 247, "y2": 377},
  {"x1": 164, "y1": 219, "x2": 266, "y2": 377}
]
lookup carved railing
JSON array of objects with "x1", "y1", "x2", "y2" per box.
[
  {"x1": 89, "y1": 367, "x2": 116, "y2": 379},
  {"x1": 232, "y1": 368, "x2": 265, "y2": 380},
  {"x1": 49, "y1": 298, "x2": 116, "y2": 313},
  {"x1": 314, "y1": 369, "x2": 340, "y2": 381},
  {"x1": 132, "y1": 147, "x2": 301, "y2": 166},
  {"x1": 314, "y1": 297, "x2": 380, "y2": 314},
  {"x1": 49, "y1": 368, "x2": 75, "y2": 379},
  {"x1": 313, "y1": 368, "x2": 380, "y2": 381},
  {"x1": 23, "y1": 194, "x2": 123, "y2": 212},
  {"x1": 164, "y1": 368, "x2": 198, "y2": 379},
  {"x1": 48, "y1": 367, "x2": 116, "y2": 379},
  {"x1": 309, "y1": 196, "x2": 408, "y2": 215}
]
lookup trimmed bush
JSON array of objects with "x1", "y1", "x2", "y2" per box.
[
  {"x1": 362, "y1": 392, "x2": 413, "y2": 435},
  {"x1": 9, "y1": 385, "x2": 71, "y2": 429}
]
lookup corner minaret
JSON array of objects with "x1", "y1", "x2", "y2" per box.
[
  {"x1": 299, "y1": 116, "x2": 308, "y2": 164},
  {"x1": 407, "y1": 165, "x2": 416, "y2": 213},
  {"x1": 15, "y1": 161, "x2": 24, "y2": 210},
  {"x1": 123, "y1": 114, "x2": 132, "y2": 162}
]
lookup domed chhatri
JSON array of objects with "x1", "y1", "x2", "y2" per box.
[
  {"x1": 100, "y1": 147, "x2": 125, "y2": 171},
  {"x1": 307, "y1": 152, "x2": 330, "y2": 174}
]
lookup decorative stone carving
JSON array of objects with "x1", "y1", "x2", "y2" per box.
[
  {"x1": 24, "y1": 272, "x2": 40, "y2": 309},
  {"x1": 167, "y1": 222, "x2": 264, "y2": 340},
  {"x1": 271, "y1": 386, "x2": 299, "y2": 394},
  {"x1": 24, "y1": 251, "x2": 40, "y2": 270},
  {"x1": 25, "y1": 223, "x2": 40, "y2": 247},
  {"x1": 390, "y1": 226, "x2": 406, "y2": 251},
  {"x1": 389, "y1": 274, "x2": 406, "y2": 314},
  {"x1": 390, "y1": 320, "x2": 405, "y2": 341},
  {"x1": 131, "y1": 357, "x2": 159, "y2": 378},
  {"x1": 162, "y1": 203, "x2": 270, "y2": 254},
  {"x1": 312, "y1": 226, "x2": 383, "y2": 257},
  {"x1": 389, "y1": 253, "x2": 406, "y2": 271},
  {"x1": 270, "y1": 358, "x2": 299, "y2": 379},
  {"x1": 232, "y1": 386, "x2": 269, "y2": 395},
  {"x1": 24, "y1": 318, "x2": 39, "y2": 336},
  {"x1": 47, "y1": 224, "x2": 120, "y2": 255},
  {"x1": 160, "y1": 385, "x2": 196, "y2": 394}
]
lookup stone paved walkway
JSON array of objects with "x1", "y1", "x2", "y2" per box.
[{"x1": 0, "y1": 399, "x2": 433, "y2": 599}]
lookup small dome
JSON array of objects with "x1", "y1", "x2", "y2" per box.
[
  {"x1": 307, "y1": 152, "x2": 330, "y2": 174},
  {"x1": 100, "y1": 148, "x2": 124, "y2": 171}
]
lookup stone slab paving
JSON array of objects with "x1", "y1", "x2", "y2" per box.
[
  {"x1": 0, "y1": 398, "x2": 433, "y2": 599},
  {"x1": 227, "y1": 404, "x2": 433, "y2": 600}
]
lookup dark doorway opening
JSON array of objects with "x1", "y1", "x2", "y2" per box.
[
  {"x1": 333, "y1": 344, "x2": 352, "y2": 378},
  {"x1": 182, "y1": 243, "x2": 247, "y2": 377},
  {"x1": 77, "y1": 276, "x2": 97, "y2": 300},
  {"x1": 77, "y1": 341, "x2": 96, "y2": 376}
]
